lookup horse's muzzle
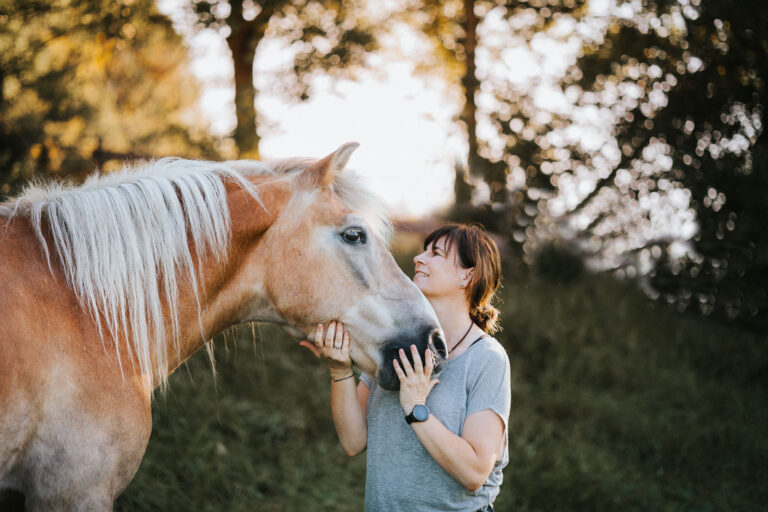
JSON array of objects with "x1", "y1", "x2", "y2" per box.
[{"x1": 376, "y1": 325, "x2": 446, "y2": 391}]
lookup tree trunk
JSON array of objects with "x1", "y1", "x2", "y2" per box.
[
  {"x1": 225, "y1": 2, "x2": 273, "y2": 159},
  {"x1": 461, "y1": 0, "x2": 480, "y2": 176},
  {"x1": 226, "y1": 29, "x2": 260, "y2": 158}
]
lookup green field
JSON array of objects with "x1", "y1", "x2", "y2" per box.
[{"x1": 113, "y1": 254, "x2": 767, "y2": 511}]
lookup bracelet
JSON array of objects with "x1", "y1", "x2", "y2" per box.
[{"x1": 332, "y1": 373, "x2": 355, "y2": 383}]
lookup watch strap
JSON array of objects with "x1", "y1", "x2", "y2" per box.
[{"x1": 405, "y1": 404, "x2": 429, "y2": 424}]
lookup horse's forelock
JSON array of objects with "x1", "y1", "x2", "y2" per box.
[{"x1": 260, "y1": 156, "x2": 392, "y2": 245}]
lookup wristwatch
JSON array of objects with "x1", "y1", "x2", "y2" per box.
[{"x1": 405, "y1": 404, "x2": 430, "y2": 424}]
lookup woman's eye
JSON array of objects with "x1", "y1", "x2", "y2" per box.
[{"x1": 341, "y1": 227, "x2": 366, "y2": 244}]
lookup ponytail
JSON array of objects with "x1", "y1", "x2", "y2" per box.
[{"x1": 470, "y1": 303, "x2": 500, "y2": 335}]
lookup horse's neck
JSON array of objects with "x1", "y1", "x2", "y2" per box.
[{"x1": 164, "y1": 176, "x2": 292, "y2": 375}]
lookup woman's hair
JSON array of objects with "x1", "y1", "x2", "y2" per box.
[{"x1": 423, "y1": 223, "x2": 502, "y2": 334}]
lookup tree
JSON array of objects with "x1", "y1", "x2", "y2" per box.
[
  {"x1": 402, "y1": 0, "x2": 767, "y2": 326},
  {"x1": 398, "y1": 0, "x2": 588, "y2": 259},
  {"x1": 188, "y1": 0, "x2": 378, "y2": 158},
  {"x1": 0, "y1": 0, "x2": 214, "y2": 197},
  {"x1": 566, "y1": 0, "x2": 768, "y2": 326}
]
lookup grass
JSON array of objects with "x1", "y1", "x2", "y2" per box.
[
  {"x1": 115, "y1": 324, "x2": 366, "y2": 512},
  {"x1": 114, "y1": 248, "x2": 767, "y2": 511},
  {"x1": 495, "y1": 276, "x2": 767, "y2": 511}
]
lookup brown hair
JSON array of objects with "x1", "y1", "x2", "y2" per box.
[{"x1": 423, "y1": 223, "x2": 502, "y2": 334}]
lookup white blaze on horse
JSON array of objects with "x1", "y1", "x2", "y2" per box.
[{"x1": 0, "y1": 143, "x2": 445, "y2": 510}]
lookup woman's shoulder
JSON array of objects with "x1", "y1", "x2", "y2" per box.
[
  {"x1": 459, "y1": 335, "x2": 509, "y2": 374},
  {"x1": 471, "y1": 335, "x2": 509, "y2": 361},
  {"x1": 461, "y1": 335, "x2": 511, "y2": 403}
]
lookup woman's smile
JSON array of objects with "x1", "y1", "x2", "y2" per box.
[{"x1": 414, "y1": 268, "x2": 429, "y2": 279}]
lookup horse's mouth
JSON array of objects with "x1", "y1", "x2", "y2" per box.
[{"x1": 376, "y1": 339, "x2": 447, "y2": 391}]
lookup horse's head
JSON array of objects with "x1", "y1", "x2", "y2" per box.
[{"x1": 236, "y1": 143, "x2": 445, "y2": 390}]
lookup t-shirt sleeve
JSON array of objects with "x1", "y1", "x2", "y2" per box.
[
  {"x1": 360, "y1": 372, "x2": 374, "y2": 390},
  {"x1": 465, "y1": 345, "x2": 511, "y2": 431}
]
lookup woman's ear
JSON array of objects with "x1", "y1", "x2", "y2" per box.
[{"x1": 459, "y1": 268, "x2": 474, "y2": 288}]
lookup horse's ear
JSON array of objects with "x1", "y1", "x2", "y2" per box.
[{"x1": 301, "y1": 142, "x2": 359, "y2": 188}]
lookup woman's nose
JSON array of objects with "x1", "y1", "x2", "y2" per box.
[{"x1": 413, "y1": 251, "x2": 425, "y2": 265}]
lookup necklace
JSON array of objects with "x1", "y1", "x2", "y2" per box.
[{"x1": 448, "y1": 322, "x2": 474, "y2": 354}]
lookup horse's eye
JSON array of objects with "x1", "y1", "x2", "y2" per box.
[{"x1": 341, "y1": 227, "x2": 366, "y2": 245}]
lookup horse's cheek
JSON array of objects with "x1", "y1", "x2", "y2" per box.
[{"x1": 268, "y1": 247, "x2": 343, "y2": 320}]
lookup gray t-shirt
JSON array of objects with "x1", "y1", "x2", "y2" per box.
[{"x1": 360, "y1": 335, "x2": 511, "y2": 512}]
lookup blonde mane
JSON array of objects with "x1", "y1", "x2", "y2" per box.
[
  {"x1": 0, "y1": 155, "x2": 390, "y2": 387},
  {"x1": 1, "y1": 158, "x2": 267, "y2": 386}
]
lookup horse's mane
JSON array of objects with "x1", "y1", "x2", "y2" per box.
[
  {"x1": 0, "y1": 156, "x2": 390, "y2": 388},
  {"x1": 0, "y1": 158, "x2": 268, "y2": 387}
]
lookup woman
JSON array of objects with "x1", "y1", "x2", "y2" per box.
[{"x1": 300, "y1": 224, "x2": 511, "y2": 511}]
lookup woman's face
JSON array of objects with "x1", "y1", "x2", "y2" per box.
[{"x1": 413, "y1": 236, "x2": 471, "y2": 299}]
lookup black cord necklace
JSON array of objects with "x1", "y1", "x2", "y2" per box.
[{"x1": 449, "y1": 322, "x2": 474, "y2": 354}]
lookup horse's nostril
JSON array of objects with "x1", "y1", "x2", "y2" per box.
[{"x1": 430, "y1": 329, "x2": 447, "y2": 359}]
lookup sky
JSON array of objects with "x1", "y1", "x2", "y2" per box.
[{"x1": 158, "y1": 0, "x2": 468, "y2": 219}]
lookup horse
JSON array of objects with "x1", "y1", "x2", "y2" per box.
[{"x1": 0, "y1": 143, "x2": 446, "y2": 510}]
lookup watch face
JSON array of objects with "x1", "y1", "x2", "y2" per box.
[{"x1": 413, "y1": 404, "x2": 429, "y2": 422}]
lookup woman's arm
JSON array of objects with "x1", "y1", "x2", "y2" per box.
[
  {"x1": 300, "y1": 322, "x2": 368, "y2": 456},
  {"x1": 394, "y1": 345, "x2": 505, "y2": 491},
  {"x1": 411, "y1": 410, "x2": 504, "y2": 491}
]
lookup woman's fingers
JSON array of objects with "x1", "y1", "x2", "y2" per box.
[
  {"x1": 342, "y1": 330, "x2": 350, "y2": 353},
  {"x1": 398, "y1": 348, "x2": 414, "y2": 376},
  {"x1": 393, "y1": 359, "x2": 406, "y2": 382},
  {"x1": 313, "y1": 324, "x2": 324, "y2": 346},
  {"x1": 424, "y1": 348, "x2": 434, "y2": 377},
  {"x1": 334, "y1": 322, "x2": 344, "y2": 348},
  {"x1": 302, "y1": 322, "x2": 354, "y2": 377},
  {"x1": 410, "y1": 344, "x2": 424, "y2": 374},
  {"x1": 324, "y1": 321, "x2": 336, "y2": 347}
]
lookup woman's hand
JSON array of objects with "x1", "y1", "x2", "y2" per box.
[
  {"x1": 394, "y1": 345, "x2": 439, "y2": 414},
  {"x1": 299, "y1": 321, "x2": 353, "y2": 379}
]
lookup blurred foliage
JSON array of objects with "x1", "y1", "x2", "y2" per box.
[
  {"x1": 187, "y1": 0, "x2": 378, "y2": 157},
  {"x1": 111, "y1": 244, "x2": 767, "y2": 511},
  {"x1": 0, "y1": 0, "x2": 216, "y2": 197},
  {"x1": 568, "y1": 0, "x2": 768, "y2": 327},
  {"x1": 399, "y1": 1, "x2": 590, "y2": 261},
  {"x1": 429, "y1": 0, "x2": 768, "y2": 328}
]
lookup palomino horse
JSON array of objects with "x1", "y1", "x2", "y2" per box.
[{"x1": 0, "y1": 143, "x2": 445, "y2": 510}]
